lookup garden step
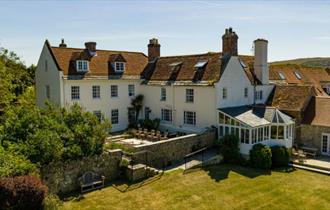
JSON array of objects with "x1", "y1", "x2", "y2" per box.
[{"x1": 289, "y1": 163, "x2": 330, "y2": 175}]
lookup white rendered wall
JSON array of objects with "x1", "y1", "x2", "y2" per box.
[
  {"x1": 63, "y1": 79, "x2": 141, "y2": 132},
  {"x1": 35, "y1": 44, "x2": 63, "y2": 107},
  {"x1": 215, "y1": 57, "x2": 254, "y2": 108},
  {"x1": 140, "y1": 84, "x2": 217, "y2": 133}
]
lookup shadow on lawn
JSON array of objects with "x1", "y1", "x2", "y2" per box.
[
  {"x1": 112, "y1": 173, "x2": 164, "y2": 193},
  {"x1": 199, "y1": 164, "x2": 296, "y2": 182}
]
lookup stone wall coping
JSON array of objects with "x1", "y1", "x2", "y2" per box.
[{"x1": 134, "y1": 133, "x2": 197, "y2": 148}]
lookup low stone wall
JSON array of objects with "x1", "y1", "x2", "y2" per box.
[
  {"x1": 133, "y1": 129, "x2": 216, "y2": 168},
  {"x1": 297, "y1": 124, "x2": 330, "y2": 152},
  {"x1": 41, "y1": 149, "x2": 122, "y2": 195}
]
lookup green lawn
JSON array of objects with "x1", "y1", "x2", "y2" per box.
[{"x1": 62, "y1": 165, "x2": 330, "y2": 210}]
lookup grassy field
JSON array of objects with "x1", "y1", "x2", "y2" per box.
[{"x1": 62, "y1": 165, "x2": 330, "y2": 210}]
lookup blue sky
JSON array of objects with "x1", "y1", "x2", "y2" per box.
[{"x1": 1, "y1": 0, "x2": 330, "y2": 66}]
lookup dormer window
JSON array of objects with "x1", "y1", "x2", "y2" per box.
[
  {"x1": 294, "y1": 71, "x2": 302, "y2": 80},
  {"x1": 169, "y1": 62, "x2": 182, "y2": 72},
  {"x1": 115, "y1": 62, "x2": 125, "y2": 72},
  {"x1": 278, "y1": 72, "x2": 286, "y2": 80},
  {"x1": 194, "y1": 60, "x2": 208, "y2": 71},
  {"x1": 76, "y1": 60, "x2": 89, "y2": 72}
]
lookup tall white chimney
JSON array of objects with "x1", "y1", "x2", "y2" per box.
[{"x1": 254, "y1": 39, "x2": 268, "y2": 85}]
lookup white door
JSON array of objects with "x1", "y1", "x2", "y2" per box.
[{"x1": 321, "y1": 134, "x2": 330, "y2": 155}]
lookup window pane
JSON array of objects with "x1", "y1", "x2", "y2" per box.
[
  {"x1": 271, "y1": 126, "x2": 277, "y2": 139},
  {"x1": 219, "y1": 126, "x2": 224, "y2": 137},
  {"x1": 278, "y1": 126, "x2": 284, "y2": 139},
  {"x1": 245, "y1": 129, "x2": 250, "y2": 144},
  {"x1": 219, "y1": 112, "x2": 225, "y2": 124}
]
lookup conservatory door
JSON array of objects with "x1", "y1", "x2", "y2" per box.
[{"x1": 321, "y1": 134, "x2": 330, "y2": 156}]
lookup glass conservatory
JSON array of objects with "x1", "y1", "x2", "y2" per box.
[{"x1": 218, "y1": 106, "x2": 295, "y2": 155}]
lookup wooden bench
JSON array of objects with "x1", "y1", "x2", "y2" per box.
[
  {"x1": 78, "y1": 171, "x2": 105, "y2": 193},
  {"x1": 300, "y1": 146, "x2": 318, "y2": 158}
]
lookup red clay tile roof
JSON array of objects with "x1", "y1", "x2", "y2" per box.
[
  {"x1": 142, "y1": 52, "x2": 257, "y2": 84},
  {"x1": 46, "y1": 40, "x2": 148, "y2": 77},
  {"x1": 269, "y1": 64, "x2": 330, "y2": 96},
  {"x1": 302, "y1": 96, "x2": 330, "y2": 126},
  {"x1": 267, "y1": 84, "x2": 316, "y2": 112}
]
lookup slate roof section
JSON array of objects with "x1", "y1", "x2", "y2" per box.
[
  {"x1": 269, "y1": 64, "x2": 330, "y2": 96},
  {"x1": 219, "y1": 105, "x2": 294, "y2": 127},
  {"x1": 267, "y1": 84, "x2": 316, "y2": 112},
  {"x1": 142, "y1": 53, "x2": 258, "y2": 85},
  {"x1": 46, "y1": 40, "x2": 148, "y2": 77},
  {"x1": 302, "y1": 96, "x2": 330, "y2": 126}
]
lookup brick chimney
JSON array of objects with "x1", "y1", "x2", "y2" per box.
[
  {"x1": 222, "y1": 27, "x2": 238, "y2": 56},
  {"x1": 85, "y1": 41, "x2": 97, "y2": 56},
  {"x1": 148, "y1": 38, "x2": 160, "y2": 61},
  {"x1": 59, "y1": 38, "x2": 67, "y2": 48}
]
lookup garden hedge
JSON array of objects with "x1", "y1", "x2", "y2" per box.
[{"x1": 249, "y1": 144, "x2": 272, "y2": 169}]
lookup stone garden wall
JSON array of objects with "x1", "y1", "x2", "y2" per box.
[
  {"x1": 41, "y1": 149, "x2": 122, "y2": 195},
  {"x1": 296, "y1": 124, "x2": 330, "y2": 152},
  {"x1": 133, "y1": 129, "x2": 216, "y2": 168}
]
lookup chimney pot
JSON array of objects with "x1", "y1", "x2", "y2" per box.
[
  {"x1": 222, "y1": 27, "x2": 238, "y2": 56},
  {"x1": 85, "y1": 41, "x2": 97, "y2": 56},
  {"x1": 148, "y1": 38, "x2": 160, "y2": 61},
  {"x1": 59, "y1": 38, "x2": 67, "y2": 48}
]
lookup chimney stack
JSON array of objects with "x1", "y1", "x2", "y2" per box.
[
  {"x1": 59, "y1": 38, "x2": 67, "y2": 48},
  {"x1": 254, "y1": 39, "x2": 269, "y2": 85},
  {"x1": 222, "y1": 27, "x2": 238, "y2": 56},
  {"x1": 148, "y1": 38, "x2": 160, "y2": 61},
  {"x1": 85, "y1": 41, "x2": 97, "y2": 56}
]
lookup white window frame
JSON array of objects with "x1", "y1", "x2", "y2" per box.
[
  {"x1": 321, "y1": 133, "x2": 330, "y2": 155},
  {"x1": 45, "y1": 60, "x2": 48, "y2": 72},
  {"x1": 186, "y1": 89, "x2": 194, "y2": 103},
  {"x1": 93, "y1": 110, "x2": 102, "y2": 122},
  {"x1": 76, "y1": 60, "x2": 89, "y2": 72},
  {"x1": 71, "y1": 86, "x2": 80, "y2": 100},
  {"x1": 255, "y1": 90, "x2": 263, "y2": 101},
  {"x1": 222, "y1": 88, "x2": 227, "y2": 99},
  {"x1": 128, "y1": 84, "x2": 135, "y2": 97},
  {"x1": 111, "y1": 85, "x2": 118, "y2": 98},
  {"x1": 244, "y1": 87, "x2": 248, "y2": 98},
  {"x1": 161, "y1": 108, "x2": 172, "y2": 122},
  {"x1": 160, "y1": 87, "x2": 166, "y2": 101},
  {"x1": 184, "y1": 111, "x2": 196, "y2": 126},
  {"x1": 92, "y1": 85, "x2": 101, "y2": 99},
  {"x1": 294, "y1": 71, "x2": 302, "y2": 80},
  {"x1": 45, "y1": 85, "x2": 50, "y2": 99},
  {"x1": 115, "y1": 62, "x2": 125, "y2": 72},
  {"x1": 111, "y1": 109, "x2": 119, "y2": 124}
]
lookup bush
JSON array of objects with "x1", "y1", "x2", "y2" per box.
[
  {"x1": 249, "y1": 144, "x2": 272, "y2": 169},
  {"x1": 0, "y1": 148, "x2": 37, "y2": 177},
  {"x1": 0, "y1": 176, "x2": 48, "y2": 210},
  {"x1": 219, "y1": 134, "x2": 240, "y2": 163},
  {"x1": 271, "y1": 145, "x2": 290, "y2": 167},
  {"x1": 43, "y1": 194, "x2": 62, "y2": 210}
]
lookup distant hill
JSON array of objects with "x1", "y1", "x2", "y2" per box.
[{"x1": 271, "y1": 57, "x2": 330, "y2": 68}]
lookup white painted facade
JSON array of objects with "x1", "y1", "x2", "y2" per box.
[{"x1": 36, "y1": 44, "x2": 64, "y2": 107}]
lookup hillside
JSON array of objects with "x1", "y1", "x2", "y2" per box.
[{"x1": 271, "y1": 57, "x2": 330, "y2": 68}]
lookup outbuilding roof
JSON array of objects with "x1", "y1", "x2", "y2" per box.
[{"x1": 302, "y1": 96, "x2": 330, "y2": 127}]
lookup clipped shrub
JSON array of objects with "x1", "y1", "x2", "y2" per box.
[
  {"x1": 219, "y1": 134, "x2": 240, "y2": 163},
  {"x1": 0, "y1": 176, "x2": 48, "y2": 210},
  {"x1": 249, "y1": 144, "x2": 272, "y2": 169},
  {"x1": 43, "y1": 194, "x2": 62, "y2": 210},
  {"x1": 271, "y1": 145, "x2": 290, "y2": 167}
]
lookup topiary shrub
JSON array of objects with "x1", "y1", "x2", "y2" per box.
[
  {"x1": 271, "y1": 145, "x2": 290, "y2": 167},
  {"x1": 219, "y1": 134, "x2": 240, "y2": 163},
  {"x1": 0, "y1": 176, "x2": 48, "y2": 210},
  {"x1": 249, "y1": 144, "x2": 272, "y2": 169}
]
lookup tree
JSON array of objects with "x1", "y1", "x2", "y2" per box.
[
  {"x1": 129, "y1": 94, "x2": 144, "y2": 127},
  {"x1": 0, "y1": 103, "x2": 111, "y2": 164}
]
